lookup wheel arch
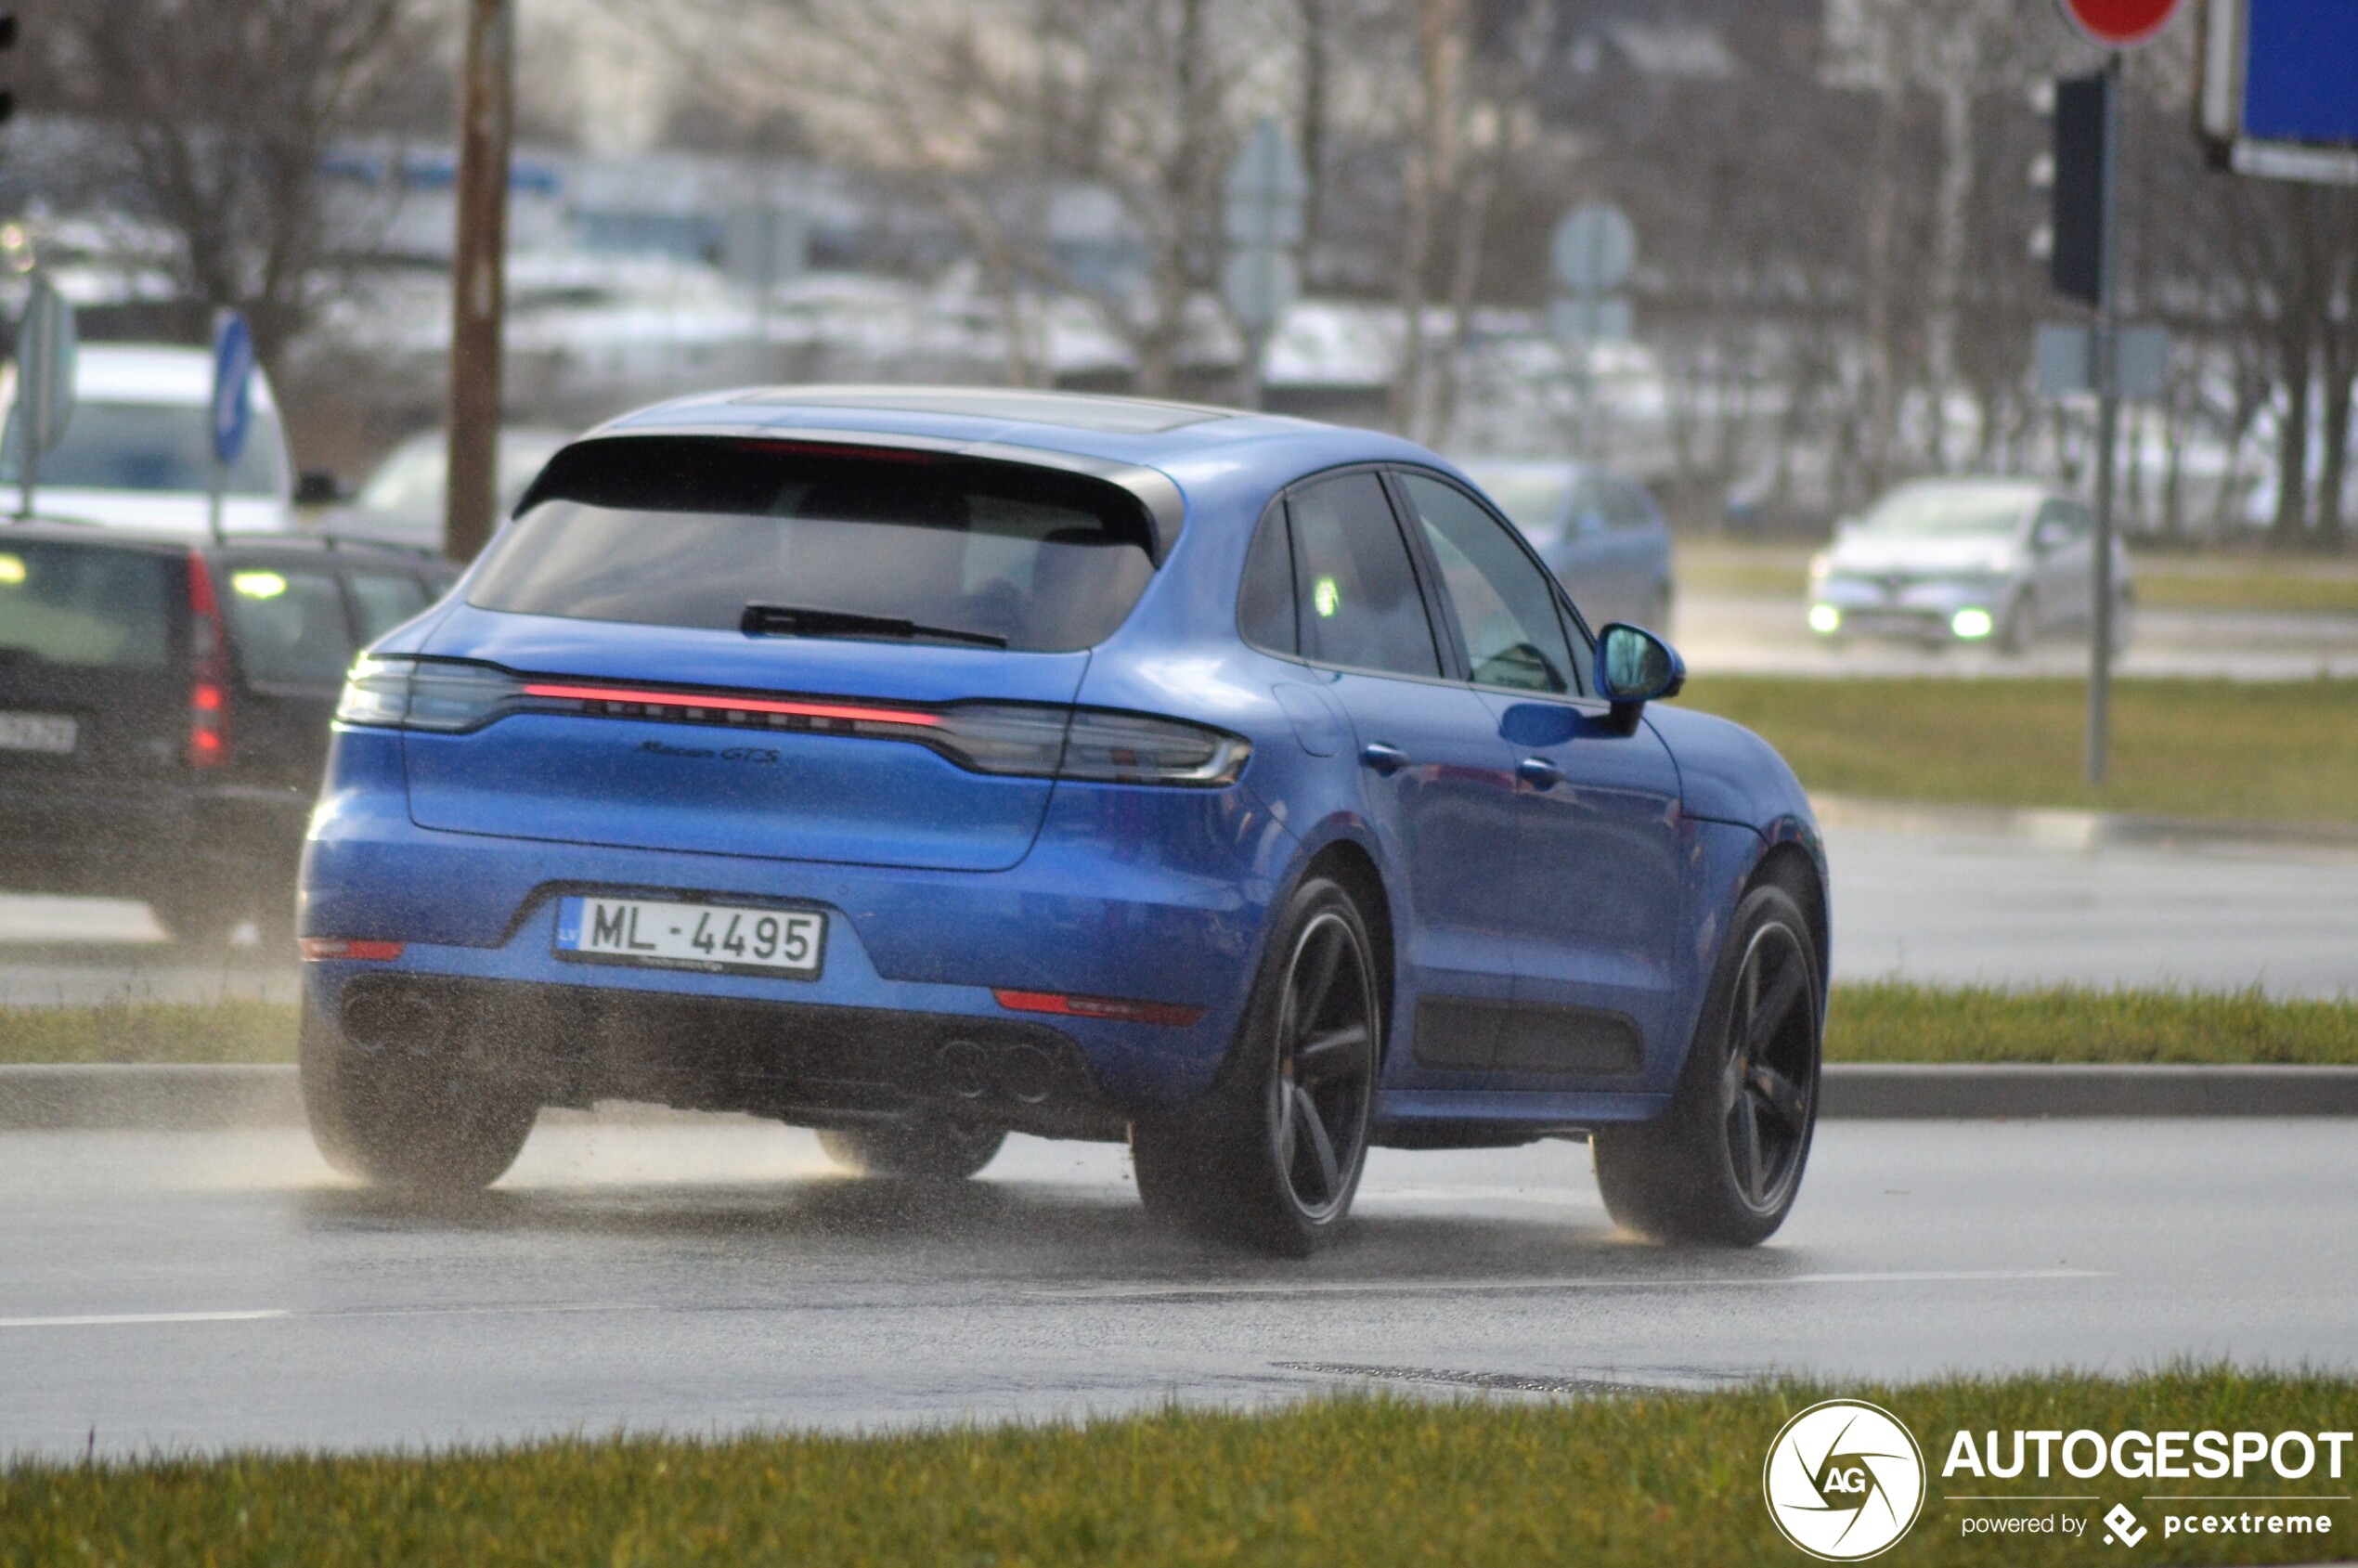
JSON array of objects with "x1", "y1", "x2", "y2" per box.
[
  {"x1": 1743, "y1": 839, "x2": 1830, "y2": 1013},
  {"x1": 1295, "y1": 836, "x2": 1398, "y2": 1060}
]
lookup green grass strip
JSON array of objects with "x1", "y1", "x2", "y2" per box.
[
  {"x1": 0, "y1": 1000, "x2": 298, "y2": 1066},
  {"x1": 3, "y1": 986, "x2": 2355, "y2": 1068},
  {"x1": 5, "y1": 1367, "x2": 2352, "y2": 1566},
  {"x1": 1674, "y1": 676, "x2": 2358, "y2": 824},
  {"x1": 1826, "y1": 982, "x2": 2358, "y2": 1065}
]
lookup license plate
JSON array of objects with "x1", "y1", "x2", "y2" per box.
[
  {"x1": 0, "y1": 712, "x2": 76, "y2": 754},
  {"x1": 554, "y1": 896, "x2": 825, "y2": 977}
]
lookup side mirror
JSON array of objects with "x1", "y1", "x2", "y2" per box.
[
  {"x1": 1596, "y1": 622, "x2": 1686, "y2": 733},
  {"x1": 294, "y1": 471, "x2": 349, "y2": 507},
  {"x1": 2030, "y1": 521, "x2": 2066, "y2": 554}
]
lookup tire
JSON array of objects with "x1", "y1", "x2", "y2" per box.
[
  {"x1": 817, "y1": 1121, "x2": 1006, "y2": 1181},
  {"x1": 1131, "y1": 875, "x2": 1380, "y2": 1256},
  {"x1": 1592, "y1": 883, "x2": 1821, "y2": 1247},
  {"x1": 1996, "y1": 590, "x2": 2035, "y2": 654},
  {"x1": 299, "y1": 994, "x2": 538, "y2": 1195}
]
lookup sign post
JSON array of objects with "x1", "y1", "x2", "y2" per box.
[
  {"x1": 11, "y1": 277, "x2": 76, "y2": 521},
  {"x1": 207, "y1": 310, "x2": 255, "y2": 545},
  {"x1": 2049, "y1": 0, "x2": 2183, "y2": 786},
  {"x1": 1548, "y1": 201, "x2": 1636, "y2": 462},
  {"x1": 1221, "y1": 118, "x2": 1309, "y2": 411}
]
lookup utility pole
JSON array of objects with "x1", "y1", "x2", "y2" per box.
[{"x1": 445, "y1": 0, "x2": 513, "y2": 564}]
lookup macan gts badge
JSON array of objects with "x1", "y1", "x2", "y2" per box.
[{"x1": 300, "y1": 386, "x2": 1829, "y2": 1255}]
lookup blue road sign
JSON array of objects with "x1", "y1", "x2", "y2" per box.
[
  {"x1": 210, "y1": 312, "x2": 254, "y2": 468},
  {"x1": 2200, "y1": 0, "x2": 2358, "y2": 182}
]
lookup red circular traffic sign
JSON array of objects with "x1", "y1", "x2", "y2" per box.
[{"x1": 2054, "y1": 0, "x2": 2184, "y2": 47}]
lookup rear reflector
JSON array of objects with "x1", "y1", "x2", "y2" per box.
[
  {"x1": 300, "y1": 939, "x2": 406, "y2": 962},
  {"x1": 993, "y1": 989, "x2": 1203, "y2": 1028}
]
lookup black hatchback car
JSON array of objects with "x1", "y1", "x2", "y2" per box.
[{"x1": 0, "y1": 522, "x2": 457, "y2": 944}]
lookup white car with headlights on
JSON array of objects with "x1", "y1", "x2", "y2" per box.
[{"x1": 1806, "y1": 479, "x2": 2131, "y2": 654}]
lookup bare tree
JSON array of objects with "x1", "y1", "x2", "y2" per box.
[
  {"x1": 36, "y1": 0, "x2": 430, "y2": 371},
  {"x1": 668, "y1": 0, "x2": 1285, "y2": 396}
]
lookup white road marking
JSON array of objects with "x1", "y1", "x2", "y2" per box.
[{"x1": 0, "y1": 1309, "x2": 290, "y2": 1329}]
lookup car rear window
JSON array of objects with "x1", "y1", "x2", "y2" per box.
[
  {"x1": 470, "y1": 437, "x2": 1159, "y2": 654},
  {"x1": 0, "y1": 539, "x2": 175, "y2": 669}
]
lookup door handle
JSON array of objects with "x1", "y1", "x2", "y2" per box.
[
  {"x1": 1516, "y1": 757, "x2": 1565, "y2": 790},
  {"x1": 1358, "y1": 742, "x2": 1408, "y2": 774}
]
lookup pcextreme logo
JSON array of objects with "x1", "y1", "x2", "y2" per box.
[{"x1": 1764, "y1": 1399, "x2": 1929, "y2": 1561}]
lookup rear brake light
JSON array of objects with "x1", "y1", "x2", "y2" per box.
[
  {"x1": 993, "y1": 989, "x2": 1204, "y2": 1027},
  {"x1": 335, "y1": 660, "x2": 1249, "y2": 786},
  {"x1": 186, "y1": 552, "x2": 230, "y2": 769},
  {"x1": 300, "y1": 939, "x2": 405, "y2": 961}
]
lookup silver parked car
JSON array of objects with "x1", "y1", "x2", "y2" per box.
[
  {"x1": 319, "y1": 427, "x2": 574, "y2": 554},
  {"x1": 1456, "y1": 460, "x2": 1675, "y2": 631},
  {"x1": 1807, "y1": 479, "x2": 2132, "y2": 653}
]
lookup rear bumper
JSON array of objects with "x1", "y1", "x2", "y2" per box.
[
  {"x1": 326, "y1": 971, "x2": 1124, "y2": 1139},
  {"x1": 301, "y1": 730, "x2": 1299, "y2": 1118}
]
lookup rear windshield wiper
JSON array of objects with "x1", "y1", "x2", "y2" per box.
[{"x1": 740, "y1": 603, "x2": 1008, "y2": 649}]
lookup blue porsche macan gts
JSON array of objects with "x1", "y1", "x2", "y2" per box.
[{"x1": 300, "y1": 387, "x2": 1829, "y2": 1255}]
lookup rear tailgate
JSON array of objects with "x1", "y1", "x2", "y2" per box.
[
  {"x1": 405, "y1": 603, "x2": 1088, "y2": 872},
  {"x1": 0, "y1": 537, "x2": 188, "y2": 789}
]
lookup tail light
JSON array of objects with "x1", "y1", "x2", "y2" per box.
[
  {"x1": 336, "y1": 658, "x2": 1250, "y2": 787},
  {"x1": 186, "y1": 551, "x2": 230, "y2": 769}
]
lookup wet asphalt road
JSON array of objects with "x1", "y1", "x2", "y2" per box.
[{"x1": 2, "y1": 1117, "x2": 2351, "y2": 1458}]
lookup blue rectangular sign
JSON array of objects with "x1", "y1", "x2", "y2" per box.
[{"x1": 2244, "y1": 0, "x2": 2358, "y2": 146}]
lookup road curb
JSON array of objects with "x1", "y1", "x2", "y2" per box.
[
  {"x1": 1819, "y1": 1063, "x2": 2358, "y2": 1119},
  {"x1": 6, "y1": 1062, "x2": 2358, "y2": 1132}
]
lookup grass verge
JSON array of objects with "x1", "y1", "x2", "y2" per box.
[
  {"x1": 0, "y1": 1000, "x2": 298, "y2": 1066},
  {"x1": 1672, "y1": 541, "x2": 2358, "y2": 616},
  {"x1": 1826, "y1": 982, "x2": 2358, "y2": 1065},
  {"x1": 1674, "y1": 675, "x2": 2358, "y2": 824},
  {"x1": 2133, "y1": 559, "x2": 2358, "y2": 616},
  {"x1": 5, "y1": 1367, "x2": 2352, "y2": 1566}
]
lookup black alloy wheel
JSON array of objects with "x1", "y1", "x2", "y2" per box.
[
  {"x1": 1593, "y1": 882, "x2": 1821, "y2": 1246},
  {"x1": 1716, "y1": 920, "x2": 1817, "y2": 1215},
  {"x1": 1265, "y1": 907, "x2": 1379, "y2": 1225},
  {"x1": 1132, "y1": 876, "x2": 1380, "y2": 1256},
  {"x1": 300, "y1": 996, "x2": 538, "y2": 1195}
]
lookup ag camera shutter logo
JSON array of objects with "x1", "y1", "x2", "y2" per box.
[{"x1": 1764, "y1": 1399, "x2": 1928, "y2": 1560}]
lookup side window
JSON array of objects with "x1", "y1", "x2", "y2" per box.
[
  {"x1": 225, "y1": 566, "x2": 356, "y2": 686},
  {"x1": 1569, "y1": 479, "x2": 1613, "y2": 536},
  {"x1": 1398, "y1": 473, "x2": 1576, "y2": 696},
  {"x1": 2035, "y1": 500, "x2": 2091, "y2": 545},
  {"x1": 1286, "y1": 472, "x2": 1442, "y2": 679},
  {"x1": 348, "y1": 572, "x2": 431, "y2": 643},
  {"x1": 1237, "y1": 504, "x2": 1297, "y2": 654},
  {"x1": 1608, "y1": 481, "x2": 1657, "y2": 531}
]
